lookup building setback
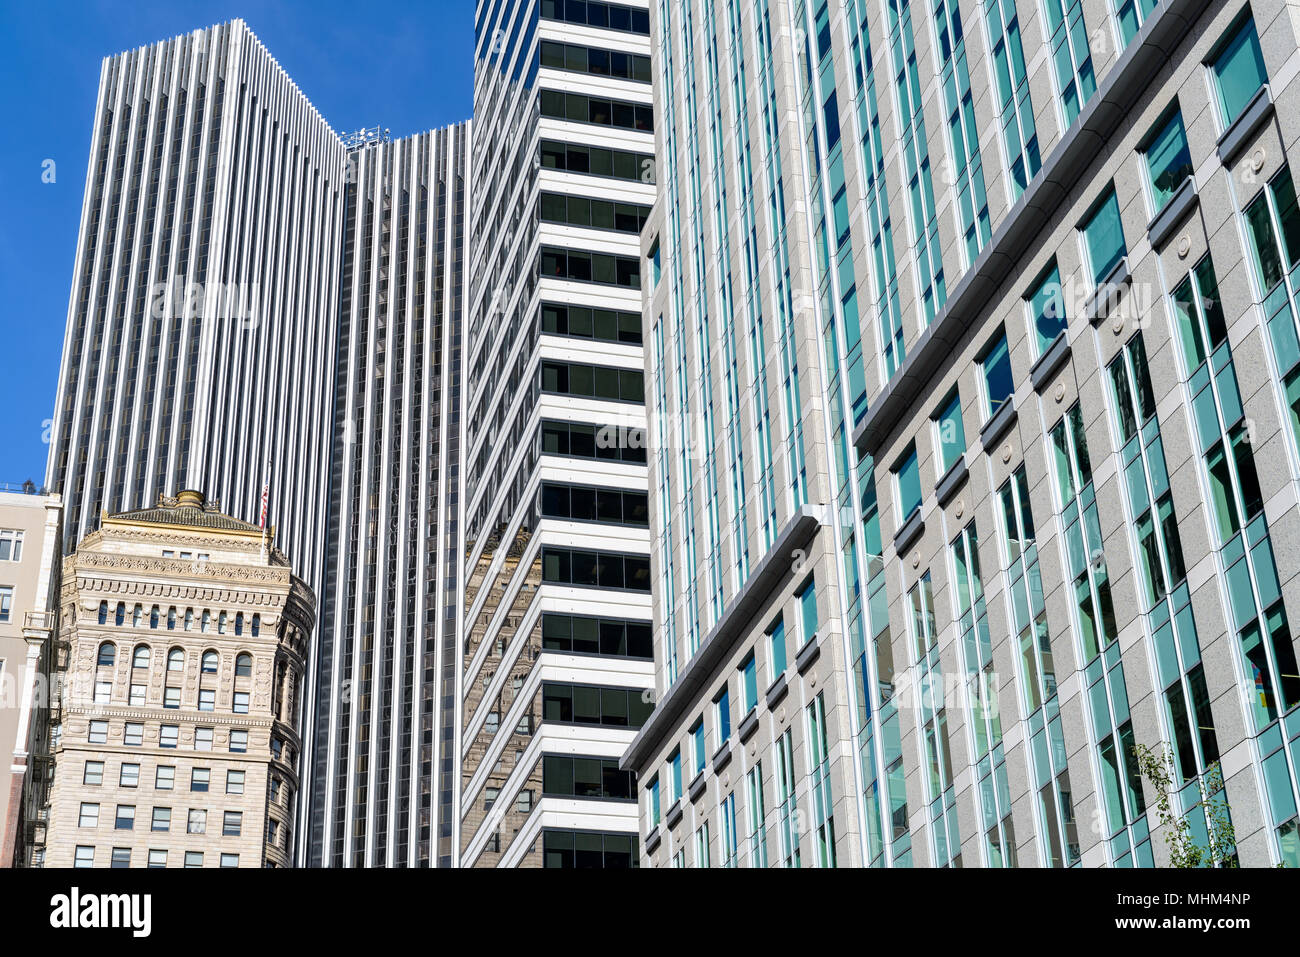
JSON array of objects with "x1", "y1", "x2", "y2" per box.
[
  {"x1": 458, "y1": 0, "x2": 655, "y2": 866},
  {"x1": 624, "y1": 0, "x2": 1300, "y2": 868},
  {"x1": 40, "y1": 490, "x2": 312, "y2": 869}
]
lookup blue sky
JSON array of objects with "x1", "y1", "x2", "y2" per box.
[{"x1": 0, "y1": 0, "x2": 474, "y2": 487}]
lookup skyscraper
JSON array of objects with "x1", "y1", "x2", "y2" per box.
[
  {"x1": 301, "y1": 126, "x2": 470, "y2": 868},
  {"x1": 624, "y1": 0, "x2": 1300, "y2": 869},
  {"x1": 457, "y1": 0, "x2": 656, "y2": 866},
  {"x1": 44, "y1": 20, "x2": 346, "y2": 589}
]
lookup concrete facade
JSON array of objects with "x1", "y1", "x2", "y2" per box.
[{"x1": 0, "y1": 491, "x2": 62, "y2": 866}]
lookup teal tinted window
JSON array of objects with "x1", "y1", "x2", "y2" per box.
[
  {"x1": 935, "y1": 391, "x2": 966, "y2": 473},
  {"x1": 982, "y1": 331, "x2": 1014, "y2": 416},
  {"x1": 1213, "y1": 18, "x2": 1268, "y2": 126},
  {"x1": 896, "y1": 445, "x2": 922, "y2": 521},
  {"x1": 769, "y1": 617, "x2": 787, "y2": 678},
  {"x1": 1029, "y1": 263, "x2": 1067, "y2": 355},
  {"x1": 1145, "y1": 111, "x2": 1193, "y2": 210},
  {"x1": 1083, "y1": 189, "x2": 1127, "y2": 284},
  {"x1": 741, "y1": 654, "x2": 758, "y2": 712},
  {"x1": 799, "y1": 578, "x2": 818, "y2": 643}
]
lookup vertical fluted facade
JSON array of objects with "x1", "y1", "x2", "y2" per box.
[
  {"x1": 301, "y1": 126, "x2": 470, "y2": 868},
  {"x1": 44, "y1": 19, "x2": 347, "y2": 592}
]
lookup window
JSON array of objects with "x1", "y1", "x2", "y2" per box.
[
  {"x1": 220, "y1": 853, "x2": 239, "y2": 868},
  {"x1": 129, "y1": 684, "x2": 145, "y2": 706},
  {"x1": 131, "y1": 644, "x2": 150, "y2": 669},
  {"x1": 251, "y1": 615, "x2": 260, "y2": 637},
  {"x1": 226, "y1": 770, "x2": 245, "y2": 795},
  {"x1": 147, "y1": 849, "x2": 166, "y2": 868},
  {"x1": 1082, "y1": 188, "x2": 1127, "y2": 284},
  {"x1": 540, "y1": 360, "x2": 645, "y2": 402},
  {"x1": 97, "y1": 642, "x2": 116, "y2": 667},
  {"x1": 218, "y1": 611, "x2": 227, "y2": 634},
  {"x1": 233, "y1": 691, "x2": 250, "y2": 714},
  {"x1": 124, "y1": 722, "x2": 143, "y2": 746},
  {"x1": 115, "y1": 603, "x2": 125, "y2": 626},
  {"x1": 88, "y1": 721, "x2": 108, "y2": 744},
  {"x1": 167, "y1": 647, "x2": 184, "y2": 671},
  {"x1": 799, "y1": 578, "x2": 819, "y2": 644},
  {"x1": 114, "y1": 805, "x2": 135, "y2": 830},
  {"x1": 542, "y1": 755, "x2": 635, "y2": 799},
  {"x1": 768, "y1": 617, "x2": 787, "y2": 681},
  {"x1": 0, "y1": 586, "x2": 12, "y2": 624},
  {"x1": 166, "y1": 608, "x2": 176, "y2": 630},
  {"x1": 541, "y1": 683, "x2": 654, "y2": 727},
  {"x1": 187, "y1": 809, "x2": 207, "y2": 834},
  {"x1": 83, "y1": 761, "x2": 104, "y2": 786},
  {"x1": 109, "y1": 847, "x2": 131, "y2": 868},
  {"x1": 149, "y1": 606, "x2": 159, "y2": 629},
  {"x1": 540, "y1": 613, "x2": 653, "y2": 658},
  {"x1": 0, "y1": 529, "x2": 23, "y2": 562},
  {"x1": 159, "y1": 725, "x2": 178, "y2": 748},
  {"x1": 198, "y1": 688, "x2": 215, "y2": 711},
  {"x1": 195, "y1": 728, "x2": 213, "y2": 751},
  {"x1": 230, "y1": 729, "x2": 248, "y2": 753},
  {"x1": 235, "y1": 652, "x2": 252, "y2": 677},
  {"x1": 540, "y1": 547, "x2": 651, "y2": 591},
  {"x1": 98, "y1": 601, "x2": 108, "y2": 624},
  {"x1": 894, "y1": 444, "x2": 922, "y2": 521},
  {"x1": 201, "y1": 611, "x2": 210, "y2": 633},
  {"x1": 201, "y1": 650, "x2": 218, "y2": 674},
  {"x1": 184, "y1": 851, "x2": 203, "y2": 868},
  {"x1": 1144, "y1": 110, "x2": 1193, "y2": 211},
  {"x1": 981, "y1": 330, "x2": 1014, "y2": 417},
  {"x1": 119, "y1": 763, "x2": 139, "y2": 788},
  {"x1": 151, "y1": 807, "x2": 171, "y2": 832},
  {"x1": 155, "y1": 766, "x2": 174, "y2": 789},
  {"x1": 669, "y1": 749, "x2": 683, "y2": 802},
  {"x1": 692, "y1": 721, "x2": 708, "y2": 777},
  {"x1": 1212, "y1": 16, "x2": 1268, "y2": 127},
  {"x1": 234, "y1": 612, "x2": 244, "y2": 636},
  {"x1": 648, "y1": 776, "x2": 661, "y2": 827},
  {"x1": 78, "y1": 802, "x2": 99, "y2": 827},
  {"x1": 539, "y1": 139, "x2": 655, "y2": 184},
  {"x1": 222, "y1": 811, "x2": 242, "y2": 836},
  {"x1": 1028, "y1": 263, "x2": 1067, "y2": 357},
  {"x1": 538, "y1": 482, "x2": 649, "y2": 527},
  {"x1": 740, "y1": 653, "x2": 758, "y2": 714},
  {"x1": 164, "y1": 686, "x2": 181, "y2": 709},
  {"x1": 191, "y1": 768, "x2": 210, "y2": 792},
  {"x1": 934, "y1": 392, "x2": 965, "y2": 475},
  {"x1": 516, "y1": 790, "x2": 534, "y2": 814},
  {"x1": 715, "y1": 687, "x2": 731, "y2": 744},
  {"x1": 94, "y1": 680, "x2": 111, "y2": 705}
]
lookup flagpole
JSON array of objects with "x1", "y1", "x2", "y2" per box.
[{"x1": 259, "y1": 453, "x2": 270, "y2": 562}]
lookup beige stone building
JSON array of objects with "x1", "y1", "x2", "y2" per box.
[
  {"x1": 41, "y1": 490, "x2": 313, "y2": 867},
  {"x1": 0, "y1": 488, "x2": 62, "y2": 867}
]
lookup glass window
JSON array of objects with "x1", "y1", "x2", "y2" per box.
[
  {"x1": 151, "y1": 807, "x2": 171, "y2": 832},
  {"x1": 895, "y1": 444, "x2": 922, "y2": 521},
  {"x1": 769, "y1": 617, "x2": 787, "y2": 681},
  {"x1": 187, "y1": 809, "x2": 206, "y2": 834},
  {"x1": 799, "y1": 578, "x2": 819, "y2": 643},
  {"x1": 982, "y1": 331, "x2": 1014, "y2": 416},
  {"x1": 934, "y1": 392, "x2": 966, "y2": 474},
  {"x1": 715, "y1": 687, "x2": 731, "y2": 744},
  {"x1": 156, "y1": 766, "x2": 174, "y2": 789},
  {"x1": 692, "y1": 721, "x2": 707, "y2": 776},
  {"x1": 191, "y1": 768, "x2": 210, "y2": 792},
  {"x1": 1029, "y1": 263, "x2": 1067, "y2": 356},
  {"x1": 83, "y1": 761, "x2": 103, "y2": 786},
  {"x1": 1144, "y1": 110, "x2": 1193, "y2": 211},
  {"x1": 669, "y1": 749, "x2": 683, "y2": 801},
  {"x1": 159, "y1": 725, "x2": 178, "y2": 748},
  {"x1": 1212, "y1": 17, "x2": 1268, "y2": 127},
  {"x1": 1082, "y1": 188, "x2": 1127, "y2": 284},
  {"x1": 74, "y1": 846, "x2": 94, "y2": 868},
  {"x1": 740, "y1": 653, "x2": 758, "y2": 713}
]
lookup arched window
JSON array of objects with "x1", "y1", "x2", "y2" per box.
[
  {"x1": 184, "y1": 609, "x2": 193, "y2": 631},
  {"x1": 114, "y1": 603, "x2": 125, "y2": 626},
  {"x1": 234, "y1": 612, "x2": 244, "y2": 637},
  {"x1": 98, "y1": 601, "x2": 108, "y2": 625},
  {"x1": 132, "y1": 604, "x2": 143, "y2": 628},
  {"x1": 201, "y1": 650, "x2": 219, "y2": 674},
  {"x1": 201, "y1": 610, "x2": 211, "y2": 634},
  {"x1": 97, "y1": 642, "x2": 116, "y2": 667},
  {"x1": 218, "y1": 611, "x2": 227, "y2": 635},
  {"x1": 236, "y1": 653, "x2": 253, "y2": 678},
  {"x1": 251, "y1": 614, "x2": 261, "y2": 638},
  {"x1": 149, "y1": 606, "x2": 160, "y2": 629},
  {"x1": 167, "y1": 607, "x2": 176, "y2": 630},
  {"x1": 167, "y1": 648, "x2": 184, "y2": 672},
  {"x1": 132, "y1": 645, "x2": 151, "y2": 669}
]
